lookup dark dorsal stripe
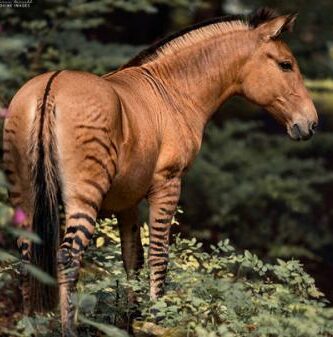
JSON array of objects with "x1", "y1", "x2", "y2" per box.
[
  {"x1": 122, "y1": 7, "x2": 279, "y2": 70},
  {"x1": 39, "y1": 71, "x2": 63, "y2": 145}
]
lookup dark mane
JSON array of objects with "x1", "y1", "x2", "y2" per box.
[
  {"x1": 121, "y1": 14, "x2": 245, "y2": 69},
  {"x1": 119, "y1": 7, "x2": 280, "y2": 71},
  {"x1": 248, "y1": 7, "x2": 280, "y2": 28}
]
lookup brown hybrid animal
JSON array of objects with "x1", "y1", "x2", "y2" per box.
[{"x1": 3, "y1": 8, "x2": 318, "y2": 337}]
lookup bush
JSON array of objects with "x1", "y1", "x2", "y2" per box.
[
  {"x1": 2, "y1": 218, "x2": 332, "y2": 337},
  {"x1": 0, "y1": 0, "x2": 204, "y2": 105},
  {"x1": 182, "y1": 121, "x2": 333, "y2": 261}
]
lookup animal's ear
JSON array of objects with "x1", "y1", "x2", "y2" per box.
[{"x1": 257, "y1": 13, "x2": 298, "y2": 41}]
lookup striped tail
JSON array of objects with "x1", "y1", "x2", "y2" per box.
[{"x1": 30, "y1": 71, "x2": 62, "y2": 312}]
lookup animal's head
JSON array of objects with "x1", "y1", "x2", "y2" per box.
[{"x1": 240, "y1": 9, "x2": 318, "y2": 140}]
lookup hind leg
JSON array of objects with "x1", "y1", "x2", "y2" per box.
[
  {"x1": 17, "y1": 209, "x2": 33, "y2": 315},
  {"x1": 4, "y1": 145, "x2": 33, "y2": 314},
  {"x1": 57, "y1": 167, "x2": 113, "y2": 337},
  {"x1": 55, "y1": 122, "x2": 117, "y2": 336},
  {"x1": 117, "y1": 206, "x2": 144, "y2": 278},
  {"x1": 14, "y1": 198, "x2": 33, "y2": 315},
  {"x1": 117, "y1": 206, "x2": 144, "y2": 307},
  {"x1": 57, "y1": 198, "x2": 99, "y2": 337}
]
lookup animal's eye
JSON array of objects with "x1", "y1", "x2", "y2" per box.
[{"x1": 278, "y1": 61, "x2": 293, "y2": 72}]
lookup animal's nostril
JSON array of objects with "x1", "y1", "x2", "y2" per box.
[
  {"x1": 293, "y1": 123, "x2": 301, "y2": 133},
  {"x1": 291, "y1": 123, "x2": 301, "y2": 140},
  {"x1": 310, "y1": 122, "x2": 318, "y2": 133},
  {"x1": 312, "y1": 122, "x2": 318, "y2": 130}
]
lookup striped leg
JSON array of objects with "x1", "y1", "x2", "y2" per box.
[
  {"x1": 57, "y1": 126, "x2": 116, "y2": 336},
  {"x1": 16, "y1": 208, "x2": 33, "y2": 314},
  {"x1": 147, "y1": 177, "x2": 181, "y2": 299},
  {"x1": 57, "y1": 203, "x2": 97, "y2": 337},
  {"x1": 118, "y1": 206, "x2": 144, "y2": 278},
  {"x1": 8, "y1": 190, "x2": 32, "y2": 313},
  {"x1": 18, "y1": 227, "x2": 32, "y2": 314},
  {"x1": 4, "y1": 145, "x2": 33, "y2": 314}
]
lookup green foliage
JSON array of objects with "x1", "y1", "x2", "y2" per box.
[
  {"x1": 2, "y1": 220, "x2": 332, "y2": 336},
  {"x1": 0, "y1": 0, "x2": 203, "y2": 105},
  {"x1": 182, "y1": 121, "x2": 333, "y2": 259}
]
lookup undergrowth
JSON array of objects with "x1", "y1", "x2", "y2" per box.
[{"x1": 1, "y1": 217, "x2": 333, "y2": 337}]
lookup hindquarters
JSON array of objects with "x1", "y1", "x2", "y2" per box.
[
  {"x1": 4, "y1": 71, "x2": 121, "y2": 331},
  {"x1": 4, "y1": 71, "x2": 64, "y2": 312},
  {"x1": 48, "y1": 71, "x2": 121, "y2": 335}
]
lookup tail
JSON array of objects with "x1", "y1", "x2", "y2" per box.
[{"x1": 30, "y1": 71, "x2": 63, "y2": 312}]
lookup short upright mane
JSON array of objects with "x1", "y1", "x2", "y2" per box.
[{"x1": 114, "y1": 7, "x2": 279, "y2": 72}]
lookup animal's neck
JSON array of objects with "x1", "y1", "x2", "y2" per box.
[{"x1": 145, "y1": 29, "x2": 256, "y2": 129}]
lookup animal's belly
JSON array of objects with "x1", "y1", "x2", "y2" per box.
[{"x1": 101, "y1": 165, "x2": 154, "y2": 212}]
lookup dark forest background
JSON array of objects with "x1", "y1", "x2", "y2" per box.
[{"x1": 0, "y1": 1, "x2": 333, "y2": 335}]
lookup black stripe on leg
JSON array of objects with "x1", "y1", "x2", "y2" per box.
[
  {"x1": 151, "y1": 225, "x2": 169, "y2": 233},
  {"x1": 110, "y1": 141, "x2": 118, "y2": 156},
  {"x1": 71, "y1": 244, "x2": 89, "y2": 255},
  {"x1": 66, "y1": 225, "x2": 93, "y2": 241},
  {"x1": 4, "y1": 169, "x2": 14, "y2": 176},
  {"x1": 9, "y1": 191, "x2": 21, "y2": 198},
  {"x1": 150, "y1": 233, "x2": 167, "y2": 241},
  {"x1": 73, "y1": 236, "x2": 85, "y2": 250},
  {"x1": 150, "y1": 246, "x2": 165, "y2": 253},
  {"x1": 83, "y1": 179, "x2": 106, "y2": 197},
  {"x1": 150, "y1": 240, "x2": 165, "y2": 248},
  {"x1": 150, "y1": 261, "x2": 168, "y2": 268},
  {"x1": 63, "y1": 237, "x2": 73, "y2": 244},
  {"x1": 4, "y1": 129, "x2": 16, "y2": 135},
  {"x1": 160, "y1": 200, "x2": 178, "y2": 207},
  {"x1": 84, "y1": 155, "x2": 113, "y2": 184},
  {"x1": 153, "y1": 274, "x2": 166, "y2": 283},
  {"x1": 60, "y1": 237, "x2": 73, "y2": 248},
  {"x1": 20, "y1": 242, "x2": 29, "y2": 250},
  {"x1": 155, "y1": 288, "x2": 164, "y2": 297},
  {"x1": 162, "y1": 193, "x2": 179, "y2": 199},
  {"x1": 19, "y1": 242, "x2": 29, "y2": 253},
  {"x1": 60, "y1": 242, "x2": 71, "y2": 249},
  {"x1": 69, "y1": 212, "x2": 95, "y2": 226},
  {"x1": 110, "y1": 158, "x2": 117, "y2": 175},
  {"x1": 155, "y1": 218, "x2": 171, "y2": 224},
  {"x1": 149, "y1": 252, "x2": 168, "y2": 258},
  {"x1": 153, "y1": 269, "x2": 167, "y2": 276},
  {"x1": 159, "y1": 208, "x2": 175, "y2": 216},
  {"x1": 76, "y1": 195, "x2": 99, "y2": 213},
  {"x1": 65, "y1": 227, "x2": 77, "y2": 234}
]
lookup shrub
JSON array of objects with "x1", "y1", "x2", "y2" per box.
[
  {"x1": 2, "y1": 218, "x2": 332, "y2": 337},
  {"x1": 182, "y1": 121, "x2": 333, "y2": 261}
]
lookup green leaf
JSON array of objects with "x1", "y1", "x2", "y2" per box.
[
  {"x1": 8, "y1": 227, "x2": 41, "y2": 243},
  {"x1": 0, "y1": 249, "x2": 18, "y2": 262},
  {"x1": 78, "y1": 315, "x2": 129, "y2": 337}
]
